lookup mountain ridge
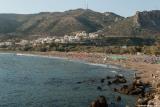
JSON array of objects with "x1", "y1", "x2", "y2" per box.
[
  {"x1": 0, "y1": 9, "x2": 159, "y2": 38},
  {"x1": 104, "y1": 10, "x2": 160, "y2": 37}
]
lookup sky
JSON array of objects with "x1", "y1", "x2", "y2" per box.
[{"x1": 0, "y1": 0, "x2": 159, "y2": 17}]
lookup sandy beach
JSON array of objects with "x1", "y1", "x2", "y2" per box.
[{"x1": 14, "y1": 51, "x2": 160, "y2": 86}]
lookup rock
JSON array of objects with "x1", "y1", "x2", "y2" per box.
[
  {"x1": 134, "y1": 10, "x2": 160, "y2": 31},
  {"x1": 97, "y1": 86, "x2": 102, "y2": 91},
  {"x1": 135, "y1": 76, "x2": 141, "y2": 80},
  {"x1": 90, "y1": 100, "x2": 100, "y2": 107},
  {"x1": 113, "y1": 88, "x2": 118, "y2": 92},
  {"x1": 156, "y1": 82, "x2": 160, "y2": 88},
  {"x1": 117, "y1": 79, "x2": 146, "y2": 95},
  {"x1": 136, "y1": 97, "x2": 149, "y2": 106},
  {"x1": 76, "y1": 81, "x2": 82, "y2": 84},
  {"x1": 97, "y1": 96, "x2": 108, "y2": 107},
  {"x1": 116, "y1": 74, "x2": 124, "y2": 78},
  {"x1": 123, "y1": 85, "x2": 128, "y2": 88},
  {"x1": 119, "y1": 85, "x2": 130, "y2": 94},
  {"x1": 136, "y1": 80, "x2": 143, "y2": 86},
  {"x1": 116, "y1": 96, "x2": 121, "y2": 102},
  {"x1": 129, "y1": 87, "x2": 143, "y2": 95},
  {"x1": 111, "y1": 75, "x2": 127, "y2": 84},
  {"x1": 106, "y1": 76, "x2": 112, "y2": 79},
  {"x1": 133, "y1": 79, "x2": 143, "y2": 86},
  {"x1": 107, "y1": 81, "x2": 112, "y2": 85},
  {"x1": 147, "y1": 100, "x2": 154, "y2": 107},
  {"x1": 112, "y1": 78, "x2": 127, "y2": 84},
  {"x1": 101, "y1": 79, "x2": 105, "y2": 83},
  {"x1": 137, "y1": 98, "x2": 143, "y2": 105},
  {"x1": 90, "y1": 96, "x2": 108, "y2": 107},
  {"x1": 117, "y1": 80, "x2": 147, "y2": 95}
]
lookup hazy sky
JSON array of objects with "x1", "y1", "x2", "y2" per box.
[{"x1": 0, "y1": 0, "x2": 159, "y2": 17}]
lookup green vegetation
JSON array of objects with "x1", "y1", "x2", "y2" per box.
[
  {"x1": 2, "y1": 43, "x2": 160, "y2": 55},
  {"x1": 1, "y1": 36, "x2": 159, "y2": 55}
]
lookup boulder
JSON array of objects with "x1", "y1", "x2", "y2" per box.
[
  {"x1": 90, "y1": 100, "x2": 100, "y2": 107},
  {"x1": 111, "y1": 75, "x2": 127, "y2": 84},
  {"x1": 112, "y1": 78, "x2": 127, "y2": 84},
  {"x1": 147, "y1": 100, "x2": 154, "y2": 107},
  {"x1": 117, "y1": 81, "x2": 146, "y2": 95},
  {"x1": 97, "y1": 96, "x2": 108, "y2": 107},
  {"x1": 129, "y1": 87, "x2": 143, "y2": 95},
  {"x1": 116, "y1": 96, "x2": 121, "y2": 102},
  {"x1": 107, "y1": 81, "x2": 112, "y2": 85},
  {"x1": 106, "y1": 76, "x2": 112, "y2": 79},
  {"x1": 97, "y1": 86, "x2": 102, "y2": 91},
  {"x1": 90, "y1": 96, "x2": 108, "y2": 107},
  {"x1": 100, "y1": 79, "x2": 105, "y2": 83},
  {"x1": 136, "y1": 97, "x2": 149, "y2": 106},
  {"x1": 113, "y1": 88, "x2": 118, "y2": 92}
]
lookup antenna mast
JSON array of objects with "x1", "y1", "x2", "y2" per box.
[{"x1": 86, "y1": 0, "x2": 88, "y2": 9}]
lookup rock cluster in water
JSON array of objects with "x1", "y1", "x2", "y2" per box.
[
  {"x1": 113, "y1": 78, "x2": 155, "y2": 107},
  {"x1": 114, "y1": 79, "x2": 148, "y2": 95},
  {"x1": 88, "y1": 73, "x2": 155, "y2": 107},
  {"x1": 90, "y1": 96, "x2": 108, "y2": 107}
]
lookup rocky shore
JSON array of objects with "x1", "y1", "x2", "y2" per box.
[
  {"x1": 89, "y1": 74, "x2": 154, "y2": 107},
  {"x1": 2, "y1": 51, "x2": 160, "y2": 107}
]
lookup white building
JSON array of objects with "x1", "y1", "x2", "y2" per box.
[
  {"x1": 76, "y1": 31, "x2": 88, "y2": 39},
  {"x1": 34, "y1": 37, "x2": 55, "y2": 44},
  {"x1": 68, "y1": 36, "x2": 77, "y2": 42},
  {"x1": 0, "y1": 42, "x2": 12, "y2": 47},
  {"x1": 75, "y1": 35, "x2": 81, "y2": 41},
  {"x1": 89, "y1": 33, "x2": 99, "y2": 39},
  {"x1": 18, "y1": 40, "x2": 29, "y2": 46},
  {"x1": 63, "y1": 35, "x2": 70, "y2": 43},
  {"x1": 55, "y1": 39, "x2": 61, "y2": 43}
]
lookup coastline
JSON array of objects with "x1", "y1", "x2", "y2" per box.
[
  {"x1": 0, "y1": 51, "x2": 160, "y2": 106},
  {"x1": 0, "y1": 51, "x2": 125, "y2": 70},
  {"x1": 1, "y1": 51, "x2": 160, "y2": 84}
]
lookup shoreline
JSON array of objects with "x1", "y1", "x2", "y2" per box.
[
  {"x1": 0, "y1": 51, "x2": 137, "y2": 107},
  {"x1": 1, "y1": 51, "x2": 159, "y2": 84},
  {"x1": 0, "y1": 51, "x2": 126, "y2": 70},
  {"x1": 0, "y1": 51, "x2": 160, "y2": 106}
]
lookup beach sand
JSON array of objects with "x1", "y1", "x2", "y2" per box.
[{"x1": 15, "y1": 51, "x2": 160, "y2": 85}]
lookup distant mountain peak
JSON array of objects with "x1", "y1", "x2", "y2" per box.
[{"x1": 104, "y1": 10, "x2": 160, "y2": 37}]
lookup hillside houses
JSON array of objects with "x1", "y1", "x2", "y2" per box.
[
  {"x1": 53, "y1": 31, "x2": 99, "y2": 43},
  {"x1": 34, "y1": 37, "x2": 55, "y2": 44},
  {"x1": 89, "y1": 33, "x2": 99, "y2": 39},
  {"x1": 16, "y1": 40, "x2": 30, "y2": 46},
  {"x1": 0, "y1": 31, "x2": 99, "y2": 47},
  {"x1": 0, "y1": 42, "x2": 13, "y2": 47}
]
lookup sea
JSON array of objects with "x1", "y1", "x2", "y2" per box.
[{"x1": 0, "y1": 53, "x2": 136, "y2": 107}]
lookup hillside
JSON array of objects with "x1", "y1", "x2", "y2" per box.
[
  {"x1": 0, "y1": 9, "x2": 160, "y2": 38},
  {"x1": 104, "y1": 10, "x2": 160, "y2": 37},
  {"x1": 0, "y1": 9, "x2": 123, "y2": 37}
]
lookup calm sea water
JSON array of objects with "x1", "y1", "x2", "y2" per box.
[{"x1": 0, "y1": 53, "x2": 136, "y2": 107}]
